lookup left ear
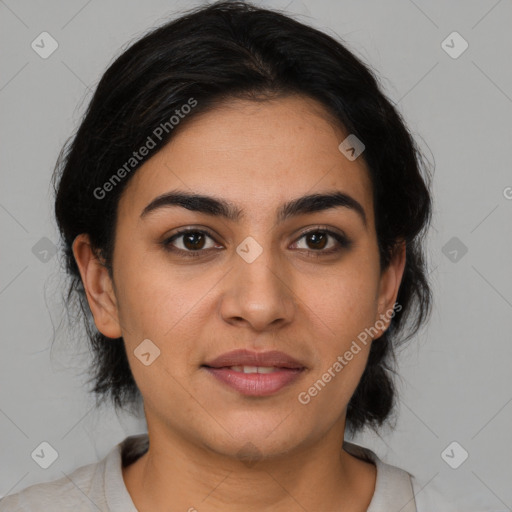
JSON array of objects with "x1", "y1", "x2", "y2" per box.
[{"x1": 375, "y1": 240, "x2": 407, "y2": 335}]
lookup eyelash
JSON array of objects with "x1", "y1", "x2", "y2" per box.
[{"x1": 161, "y1": 227, "x2": 352, "y2": 259}]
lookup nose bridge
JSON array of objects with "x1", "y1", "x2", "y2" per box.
[
  {"x1": 237, "y1": 238, "x2": 282, "y2": 290},
  {"x1": 220, "y1": 233, "x2": 295, "y2": 330}
]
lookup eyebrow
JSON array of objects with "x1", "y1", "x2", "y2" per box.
[{"x1": 140, "y1": 189, "x2": 367, "y2": 227}]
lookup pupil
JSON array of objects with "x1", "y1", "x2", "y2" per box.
[
  {"x1": 308, "y1": 232, "x2": 326, "y2": 249},
  {"x1": 184, "y1": 232, "x2": 204, "y2": 250}
]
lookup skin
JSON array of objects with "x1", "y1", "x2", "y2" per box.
[{"x1": 73, "y1": 94, "x2": 406, "y2": 512}]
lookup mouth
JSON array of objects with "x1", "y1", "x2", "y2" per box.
[
  {"x1": 217, "y1": 365, "x2": 292, "y2": 373},
  {"x1": 201, "y1": 349, "x2": 306, "y2": 397}
]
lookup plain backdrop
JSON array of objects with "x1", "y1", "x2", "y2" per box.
[{"x1": 1, "y1": 0, "x2": 511, "y2": 510}]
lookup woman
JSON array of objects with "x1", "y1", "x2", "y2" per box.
[{"x1": 1, "y1": 1, "x2": 435, "y2": 510}]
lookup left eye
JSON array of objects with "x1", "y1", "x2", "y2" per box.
[{"x1": 291, "y1": 229, "x2": 351, "y2": 255}]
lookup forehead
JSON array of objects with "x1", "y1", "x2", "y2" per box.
[{"x1": 118, "y1": 95, "x2": 374, "y2": 224}]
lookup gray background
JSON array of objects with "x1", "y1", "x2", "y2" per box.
[{"x1": 1, "y1": 0, "x2": 511, "y2": 509}]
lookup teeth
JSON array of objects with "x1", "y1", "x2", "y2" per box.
[
  {"x1": 229, "y1": 366, "x2": 279, "y2": 374},
  {"x1": 256, "y1": 366, "x2": 278, "y2": 374}
]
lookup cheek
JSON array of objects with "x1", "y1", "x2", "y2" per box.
[
  {"x1": 296, "y1": 259, "x2": 380, "y2": 401},
  {"x1": 303, "y1": 264, "x2": 381, "y2": 346},
  {"x1": 113, "y1": 255, "x2": 221, "y2": 383},
  {"x1": 114, "y1": 265, "x2": 204, "y2": 407},
  {"x1": 113, "y1": 245, "x2": 193, "y2": 334}
]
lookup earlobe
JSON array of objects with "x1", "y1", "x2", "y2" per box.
[
  {"x1": 376, "y1": 240, "x2": 407, "y2": 333},
  {"x1": 72, "y1": 234, "x2": 122, "y2": 339}
]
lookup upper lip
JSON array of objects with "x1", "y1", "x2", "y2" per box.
[{"x1": 203, "y1": 349, "x2": 305, "y2": 369}]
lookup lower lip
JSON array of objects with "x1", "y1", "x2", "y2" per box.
[{"x1": 203, "y1": 367, "x2": 304, "y2": 396}]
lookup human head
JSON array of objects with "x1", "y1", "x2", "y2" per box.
[{"x1": 53, "y1": 0, "x2": 432, "y2": 436}]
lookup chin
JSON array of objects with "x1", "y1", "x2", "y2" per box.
[{"x1": 199, "y1": 415, "x2": 309, "y2": 460}]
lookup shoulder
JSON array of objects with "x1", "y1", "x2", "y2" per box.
[
  {"x1": 344, "y1": 441, "x2": 455, "y2": 512},
  {"x1": 343, "y1": 441, "x2": 417, "y2": 512},
  {"x1": 410, "y1": 473, "x2": 458, "y2": 512},
  {"x1": 0, "y1": 459, "x2": 107, "y2": 512},
  {"x1": 0, "y1": 434, "x2": 148, "y2": 512}
]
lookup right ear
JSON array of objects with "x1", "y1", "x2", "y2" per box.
[{"x1": 72, "y1": 234, "x2": 122, "y2": 339}]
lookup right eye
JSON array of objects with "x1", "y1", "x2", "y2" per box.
[{"x1": 161, "y1": 228, "x2": 223, "y2": 258}]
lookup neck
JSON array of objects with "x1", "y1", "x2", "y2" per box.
[{"x1": 122, "y1": 424, "x2": 376, "y2": 512}]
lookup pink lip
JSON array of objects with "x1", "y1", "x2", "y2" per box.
[
  {"x1": 203, "y1": 349, "x2": 305, "y2": 369},
  {"x1": 202, "y1": 349, "x2": 306, "y2": 397},
  {"x1": 204, "y1": 367, "x2": 304, "y2": 396}
]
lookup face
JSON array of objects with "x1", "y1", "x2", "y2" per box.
[{"x1": 74, "y1": 94, "x2": 405, "y2": 460}]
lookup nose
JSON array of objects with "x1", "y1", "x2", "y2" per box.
[{"x1": 219, "y1": 242, "x2": 296, "y2": 332}]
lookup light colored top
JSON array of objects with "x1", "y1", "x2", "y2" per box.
[{"x1": 0, "y1": 433, "x2": 424, "y2": 511}]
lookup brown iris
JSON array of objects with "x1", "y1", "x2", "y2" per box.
[
  {"x1": 183, "y1": 232, "x2": 207, "y2": 250},
  {"x1": 306, "y1": 232, "x2": 328, "y2": 250}
]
